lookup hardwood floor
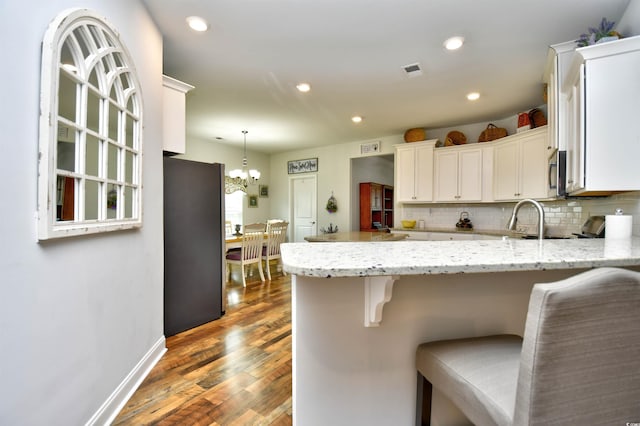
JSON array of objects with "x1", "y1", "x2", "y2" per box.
[{"x1": 113, "y1": 265, "x2": 292, "y2": 425}]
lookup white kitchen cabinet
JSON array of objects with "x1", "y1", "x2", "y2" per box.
[
  {"x1": 565, "y1": 65, "x2": 584, "y2": 194},
  {"x1": 434, "y1": 145, "x2": 483, "y2": 202},
  {"x1": 563, "y1": 36, "x2": 640, "y2": 195},
  {"x1": 544, "y1": 41, "x2": 576, "y2": 152},
  {"x1": 493, "y1": 127, "x2": 549, "y2": 201},
  {"x1": 394, "y1": 140, "x2": 436, "y2": 203},
  {"x1": 162, "y1": 75, "x2": 194, "y2": 155}
]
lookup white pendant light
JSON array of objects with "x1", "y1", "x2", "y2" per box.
[{"x1": 226, "y1": 130, "x2": 260, "y2": 193}]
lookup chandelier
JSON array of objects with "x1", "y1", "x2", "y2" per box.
[{"x1": 226, "y1": 130, "x2": 260, "y2": 193}]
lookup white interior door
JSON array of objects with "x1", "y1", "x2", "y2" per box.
[{"x1": 290, "y1": 175, "x2": 317, "y2": 242}]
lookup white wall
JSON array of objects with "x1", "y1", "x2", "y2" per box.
[
  {"x1": 617, "y1": 0, "x2": 640, "y2": 36},
  {"x1": 0, "y1": 1, "x2": 164, "y2": 424}
]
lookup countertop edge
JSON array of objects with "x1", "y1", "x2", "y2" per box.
[
  {"x1": 282, "y1": 258, "x2": 640, "y2": 277},
  {"x1": 281, "y1": 238, "x2": 640, "y2": 278}
]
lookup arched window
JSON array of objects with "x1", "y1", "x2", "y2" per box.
[{"x1": 37, "y1": 9, "x2": 143, "y2": 240}]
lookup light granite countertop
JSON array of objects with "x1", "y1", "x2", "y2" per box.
[{"x1": 280, "y1": 237, "x2": 640, "y2": 277}]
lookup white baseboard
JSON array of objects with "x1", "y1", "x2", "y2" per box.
[{"x1": 86, "y1": 335, "x2": 167, "y2": 426}]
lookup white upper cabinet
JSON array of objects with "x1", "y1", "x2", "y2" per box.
[
  {"x1": 395, "y1": 140, "x2": 435, "y2": 203},
  {"x1": 565, "y1": 64, "x2": 585, "y2": 194},
  {"x1": 163, "y1": 75, "x2": 194, "y2": 155},
  {"x1": 544, "y1": 41, "x2": 576, "y2": 152},
  {"x1": 493, "y1": 127, "x2": 549, "y2": 201},
  {"x1": 563, "y1": 36, "x2": 640, "y2": 196},
  {"x1": 434, "y1": 145, "x2": 483, "y2": 202},
  {"x1": 519, "y1": 130, "x2": 551, "y2": 199}
]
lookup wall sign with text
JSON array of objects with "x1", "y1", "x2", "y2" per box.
[{"x1": 288, "y1": 158, "x2": 318, "y2": 174}]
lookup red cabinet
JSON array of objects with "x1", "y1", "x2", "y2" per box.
[{"x1": 360, "y1": 182, "x2": 393, "y2": 231}]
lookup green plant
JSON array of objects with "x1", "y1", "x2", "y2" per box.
[
  {"x1": 577, "y1": 18, "x2": 619, "y2": 47},
  {"x1": 320, "y1": 223, "x2": 339, "y2": 234},
  {"x1": 325, "y1": 193, "x2": 337, "y2": 213}
]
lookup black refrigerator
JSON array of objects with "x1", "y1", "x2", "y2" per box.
[{"x1": 163, "y1": 157, "x2": 226, "y2": 337}]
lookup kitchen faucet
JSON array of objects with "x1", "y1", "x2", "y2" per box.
[{"x1": 507, "y1": 199, "x2": 545, "y2": 239}]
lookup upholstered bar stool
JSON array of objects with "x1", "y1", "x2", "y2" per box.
[{"x1": 415, "y1": 267, "x2": 640, "y2": 426}]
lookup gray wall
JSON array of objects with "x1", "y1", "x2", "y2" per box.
[{"x1": 0, "y1": 1, "x2": 164, "y2": 424}]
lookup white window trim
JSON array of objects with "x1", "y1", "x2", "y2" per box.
[{"x1": 37, "y1": 8, "x2": 143, "y2": 240}]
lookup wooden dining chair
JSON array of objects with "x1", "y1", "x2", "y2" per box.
[
  {"x1": 225, "y1": 223, "x2": 266, "y2": 287},
  {"x1": 262, "y1": 221, "x2": 288, "y2": 280}
]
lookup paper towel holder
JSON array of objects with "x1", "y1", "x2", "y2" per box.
[{"x1": 605, "y1": 208, "x2": 632, "y2": 240}]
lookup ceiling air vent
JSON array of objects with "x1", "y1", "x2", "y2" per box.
[{"x1": 402, "y1": 62, "x2": 423, "y2": 78}]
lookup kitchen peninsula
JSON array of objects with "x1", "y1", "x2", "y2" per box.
[{"x1": 280, "y1": 237, "x2": 640, "y2": 425}]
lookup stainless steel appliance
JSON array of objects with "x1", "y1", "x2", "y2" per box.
[
  {"x1": 573, "y1": 215, "x2": 606, "y2": 238},
  {"x1": 163, "y1": 157, "x2": 226, "y2": 336},
  {"x1": 548, "y1": 149, "x2": 566, "y2": 198}
]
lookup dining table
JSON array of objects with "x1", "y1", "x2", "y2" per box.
[{"x1": 225, "y1": 233, "x2": 268, "y2": 252}]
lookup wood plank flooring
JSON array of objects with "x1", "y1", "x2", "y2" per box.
[{"x1": 113, "y1": 265, "x2": 292, "y2": 425}]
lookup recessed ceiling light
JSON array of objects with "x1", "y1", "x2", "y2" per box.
[
  {"x1": 352, "y1": 116, "x2": 363, "y2": 123},
  {"x1": 444, "y1": 36, "x2": 464, "y2": 51},
  {"x1": 296, "y1": 83, "x2": 311, "y2": 93},
  {"x1": 466, "y1": 92, "x2": 480, "y2": 101},
  {"x1": 186, "y1": 16, "x2": 209, "y2": 32}
]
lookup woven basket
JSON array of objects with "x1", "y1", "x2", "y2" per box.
[
  {"x1": 478, "y1": 123, "x2": 508, "y2": 142},
  {"x1": 445, "y1": 130, "x2": 467, "y2": 145},
  {"x1": 404, "y1": 128, "x2": 426, "y2": 143},
  {"x1": 529, "y1": 108, "x2": 547, "y2": 128}
]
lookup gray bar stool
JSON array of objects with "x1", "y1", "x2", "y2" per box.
[{"x1": 416, "y1": 267, "x2": 640, "y2": 425}]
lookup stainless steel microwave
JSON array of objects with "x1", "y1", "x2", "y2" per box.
[{"x1": 548, "y1": 150, "x2": 566, "y2": 198}]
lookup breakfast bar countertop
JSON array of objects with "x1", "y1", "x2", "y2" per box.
[
  {"x1": 285, "y1": 234, "x2": 640, "y2": 426},
  {"x1": 281, "y1": 237, "x2": 640, "y2": 277},
  {"x1": 303, "y1": 231, "x2": 408, "y2": 243}
]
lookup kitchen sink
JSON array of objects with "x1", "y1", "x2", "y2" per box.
[{"x1": 519, "y1": 235, "x2": 576, "y2": 240}]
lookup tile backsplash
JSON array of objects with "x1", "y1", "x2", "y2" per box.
[{"x1": 398, "y1": 192, "x2": 640, "y2": 236}]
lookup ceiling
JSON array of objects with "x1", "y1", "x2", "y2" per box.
[{"x1": 143, "y1": 0, "x2": 630, "y2": 154}]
